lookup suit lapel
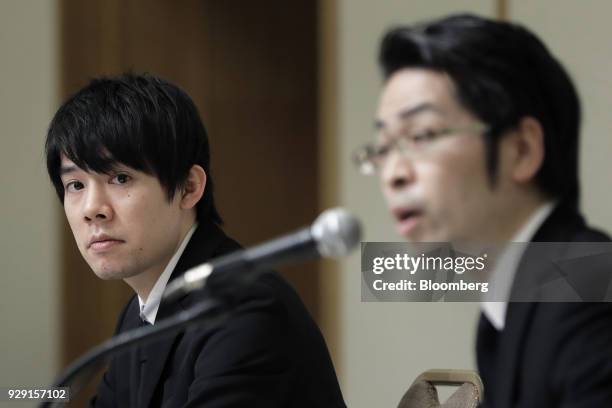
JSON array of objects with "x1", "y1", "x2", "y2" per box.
[
  {"x1": 493, "y1": 302, "x2": 535, "y2": 408},
  {"x1": 137, "y1": 301, "x2": 185, "y2": 408},
  {"x1": 136, "y1": 221, "x2": 239, "y2": 408},
  {"x1": 492, "y1": 202, "x2": 584, "y2": 407},
  {"x1": 115, "y1": 299, "x2": 146, "y2": 407}
]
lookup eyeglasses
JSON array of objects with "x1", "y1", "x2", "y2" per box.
[{"x1": 352, "y1": 123, "x2": 489, "y2": 175}]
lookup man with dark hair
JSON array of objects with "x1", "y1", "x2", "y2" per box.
[
  {"x1": 354, "y1": 14, "x2": 612, "y2": 407},
  {"x1": 46, "y1": 74, "x2": 345, "y2": 407}
]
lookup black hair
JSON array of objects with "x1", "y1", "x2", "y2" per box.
[
  {"x1": 45, "y1": 73, "x2": 222, "y2": 224},
  {"x1": 380, "y1": 14, "x2": 581, "y2": 208}
]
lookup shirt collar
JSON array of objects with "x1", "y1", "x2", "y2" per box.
[
  {"x1": 481, "y1": 202, "x2": 556, "y2": 330},
  {"x1": 138, "y1": 223, "x2": 198, "y2": 324}
]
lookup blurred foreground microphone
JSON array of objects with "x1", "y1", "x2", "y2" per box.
[{"x1": 164, "y1": 208, "x2": 361, "y2": 302}]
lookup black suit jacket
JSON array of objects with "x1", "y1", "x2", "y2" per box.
[
  {"x1": 91, "y1": 221, "x2": 346, "y2": 407},
  {"x1": 477, "y1": 203, "x2": 612, "y2": 407}
]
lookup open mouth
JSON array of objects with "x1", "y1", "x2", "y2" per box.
[
  {"x1": 394, "y1": 208, "x2": 423, "y2": 236},
  {"x1": 396, "y1": 209, "x2": 421, "y2": 222}
]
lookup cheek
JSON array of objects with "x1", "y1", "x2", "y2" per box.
[
  {"x1": 64, "y1": 205, "x2": 84, "y2": 238},
  {"x1": 421, "y1": 153, "x2": 488, "y2": 212},
  {"x1": 124, "y1": 193, "x2": 181, "y2": 235}
]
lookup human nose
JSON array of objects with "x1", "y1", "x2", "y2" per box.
[
  {"x1": 380, "y1": 148, "x2": 415, "y2": 192},
  {"x1": 82, "y1": 184, "x2": 113, "y2": 222}
]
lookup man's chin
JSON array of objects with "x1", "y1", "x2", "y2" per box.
[
  {"x1": 91, "y1": 266, "x2": 132, "y2": 281},
  {"x1": 94, "y1": 272, "x2": 124, "y2": 280},
  {"x1": 401, "y1": 227, "x2": 436, "y2": 243},
  {"x1": 402, "y1": 229, "x2": 450, "y2": 244}
]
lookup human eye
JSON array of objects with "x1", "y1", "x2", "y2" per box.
[
  {"x1": 373, "y1": 142, "x2": 391, "y2": 157},
  {"x1": 110, "y1": 173, "x2": 132, "y2": 185},
  {"x1": 65, "y1": 180, "x2": 85, "y2": 193},
  {"x1": 411, "y1": 128, "x2": 442, "y2": 143}
]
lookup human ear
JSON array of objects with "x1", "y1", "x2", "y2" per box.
[
  {"x1": 510, "y1": 117, "x2": 545, "y2": 183},
  {"x1": 180, "y1": 165, "x2": 206, "y2": 210}
]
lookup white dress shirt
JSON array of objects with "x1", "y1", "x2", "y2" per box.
[
  {"x1": 138, "y1": 223, "x2": 198, "y2": 324},
  {"x1": 480, "y1": 202, "x2": 555, "y2": 330}
]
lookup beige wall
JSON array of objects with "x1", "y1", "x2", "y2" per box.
[
  {"x1": 330, "y1": 1, "x2": 612, "y2": 407},
  {"x1": 0, "y1": 0, "x2": 60, "y2": 399},
  {"x1": 510, "y1": 1, "x2": 612, "y2": 234}
]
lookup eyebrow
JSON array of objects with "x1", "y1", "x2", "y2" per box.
[
  {"x1": 59, "y1": 165, "x2": 79, "y2": 177},
  {"x1": 374, "y1": 103, "x2": 445, "y2": 130}
]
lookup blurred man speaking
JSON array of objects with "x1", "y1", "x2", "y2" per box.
[{"x1": 354, "y1": 14, "x2": 612, "y2": 407}]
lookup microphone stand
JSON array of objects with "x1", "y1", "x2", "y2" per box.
[{"x1": 39, "y1": 297, "x2": 230, "y2": 408}]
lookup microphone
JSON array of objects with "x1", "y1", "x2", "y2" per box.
[{"x1": 163, "y1": 208, "x2": 361, "y2": 302}]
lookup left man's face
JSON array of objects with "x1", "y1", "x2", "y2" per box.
[
  {"x1": 60, "y1": 156, "x2": 187, "y2": 283},
  {"x1": 375, "y1": 68, "x2": 514, "y2": 243}
]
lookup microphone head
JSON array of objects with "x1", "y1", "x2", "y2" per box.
[{"x1": 311, "y1": 208, "x2": 362, "y2": 258}]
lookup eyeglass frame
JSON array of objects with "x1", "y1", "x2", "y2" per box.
[{"x1": 352, "y1": 122, "x2": 490, "y2": 175}]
